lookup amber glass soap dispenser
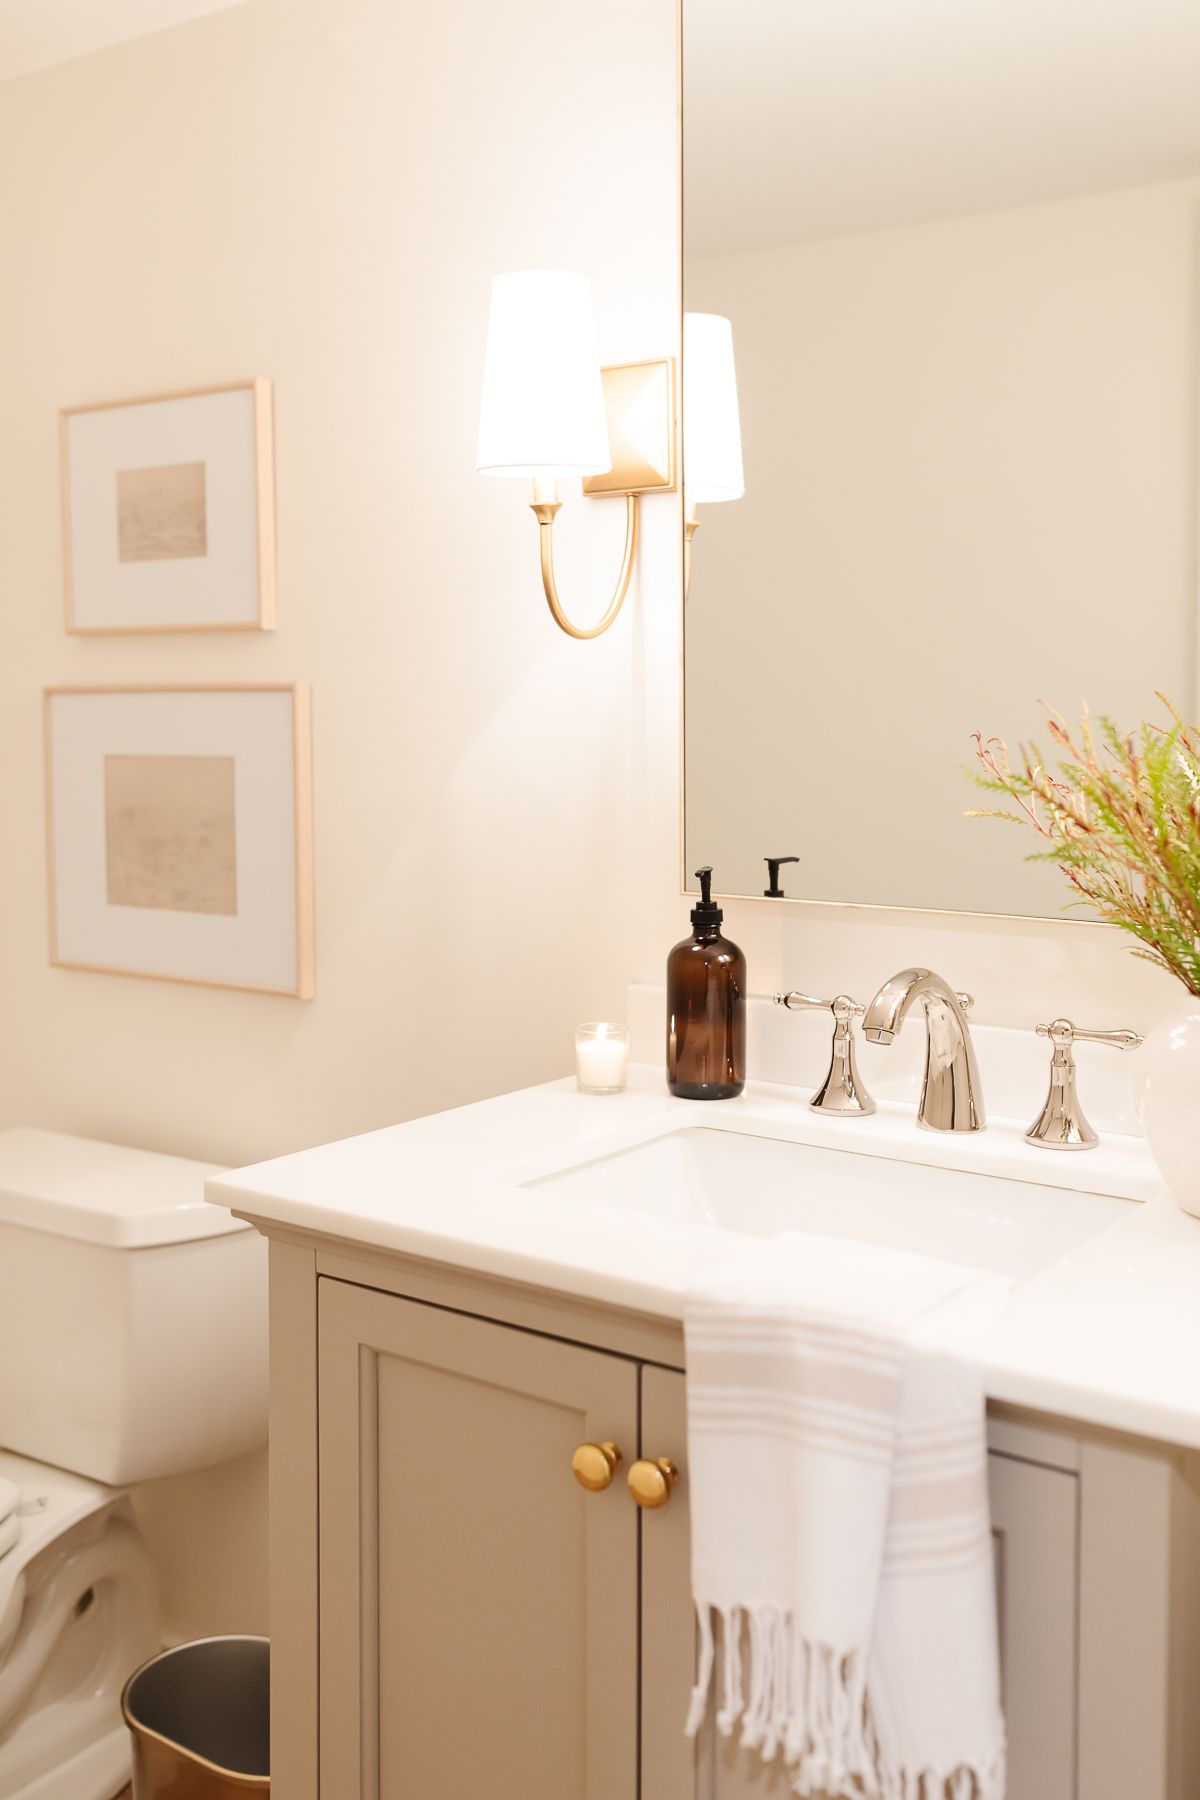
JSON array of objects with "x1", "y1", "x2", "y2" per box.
[{"x1": 667, "y1": 866, "x2": 746, "y2": 1099}]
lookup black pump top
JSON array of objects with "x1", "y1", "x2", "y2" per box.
[
  {"x1": 691, "y1": 865, "x2": 724, "y2": 929},
  {"x1": 764, "y1": 854, "x2": 799, "y2": 898}
]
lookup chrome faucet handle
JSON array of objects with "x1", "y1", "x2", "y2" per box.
[
  {"x1": 773, "y1": 992, "x2": 876, "y2": 1117},
  {"x1": 1037, "y1": 1020, "x2": 1142, "y2": 1052},
  {"x1": 1027, "y1": 1017, "x2": 1143, "y2": 1151}
]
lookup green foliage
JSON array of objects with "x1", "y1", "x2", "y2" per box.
[{"x1": 968, "y1": 698, "x2": 1200, "y2": 995}]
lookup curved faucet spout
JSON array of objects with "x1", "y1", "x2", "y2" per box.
[
  {"x1": 861, "y1": 966, "x2": 986, "y2": 1133},
  {"x1": 862, "y1": 967, "x2": 955, "y2": 1043}
]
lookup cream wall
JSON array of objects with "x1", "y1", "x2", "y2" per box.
[
  {"x1": 0, "y1": 0, "x2": 680, "y2": 1640},
  {"x1": 0, "y1": 0, "x2": 679, "y2": 1173},
  {"x1": 0, "y1": 0, "x2": 1191, "y2": 1655},
  {"x1": 686, "y1": 178, "x2": 1200, "y2": 914}
]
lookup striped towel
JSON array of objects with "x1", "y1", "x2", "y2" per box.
[{"x1": 684, "y1": 1234, "x2": 1008, "y2": 1800}]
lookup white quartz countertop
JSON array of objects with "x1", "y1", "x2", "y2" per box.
[{"x1": 208, "y1": 1065, "x2": 1200, "y2": 1452}]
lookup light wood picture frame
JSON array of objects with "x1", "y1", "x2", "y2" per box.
[
  {"x1": 61, "y1": 379, "x2": 276, "y2": 634},
  {"x1": 45, "y1": 684, "x2": 314, "y2": 998}
]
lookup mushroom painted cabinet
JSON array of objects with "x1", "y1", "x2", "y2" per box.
[
  {"x1": 261, "y1": 1240, "x2": 1200, "y2": 1800},
  {"x1": 317, "y1": 1280, "x2": 639, "y2": 1798}
]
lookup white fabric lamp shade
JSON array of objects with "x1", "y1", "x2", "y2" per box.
[
  {"x1": 683, "y1": 311, "x2": 745, "y2": 503},
  {"x1": 476, "y1": 271, "x2": 612, "y2": 479}
]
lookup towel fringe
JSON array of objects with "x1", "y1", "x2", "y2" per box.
[
  {"x1": 873, "y1": 1751, "x2": 1006, "y2": 1800},
  {"x1": 686, "y1": 1602, "x2": 1005, "y2": 1800},
  {"x1": 684, "y1": 1605, "x2": 715, "y2": 1736}
]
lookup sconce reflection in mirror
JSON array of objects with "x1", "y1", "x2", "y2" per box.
[
  {"x1": 476, "y1": 270, "x2": 677, "y2": 641},
  {"x1": 682, "y1": 311, "x2": 745, "y2": 601}
]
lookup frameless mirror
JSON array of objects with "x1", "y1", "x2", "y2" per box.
[{"x1": 682, "y1": 0, "x2": 1200, "y2": 916}]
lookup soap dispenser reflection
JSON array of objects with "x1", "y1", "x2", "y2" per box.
[
  {"x1": 667, "y1": 866, "x2": 746, "y2": 1099},
  {"x1": 764, "y1": 855, "x2": 799, "y2": 898}
]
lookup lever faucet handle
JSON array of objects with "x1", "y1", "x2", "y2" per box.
[
  {"x1": 1027, "y1": 1017, "x2": 1144, "y2": 1151},
  {"x1": 773, "y1": 992, "x2": 875, "y2": 1117},
  {"x1": 775, "y1": 991, "x2": 864, "y2": 1020},
  {"x1": 1036, "y1": 1019, "x2": 1142, "y2": 1053},
  {"x1": 957, "y1": 992, "x2": 975, "y2": 1013}
]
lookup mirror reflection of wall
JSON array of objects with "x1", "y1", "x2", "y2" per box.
[{"x1": 683, "y1": 0, "x2": 1200, "y2": 916}]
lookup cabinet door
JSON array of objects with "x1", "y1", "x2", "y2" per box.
[
  {"x1": 989, "y1": 1451, "x2": 1078, "y2": 1800},
  {"x1": 642, "y1": 1373, "x2": 1080, "y2": 1800},
  {"x1": 317, "y1": 1278, "x2": 639, "y2": 1800},
  {"x1": 640, "y1": 1363, "x2": 766, "y2": 1800},
  {"x1": 641, "y1": 1366, "x2": 695, "y2": 1800}
]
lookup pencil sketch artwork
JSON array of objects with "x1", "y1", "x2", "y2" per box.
[
  {"x1": 116, "y1": 460, "x2": 208, "y2": 563},
  {"x1": 104, "y1": 753, "x2": 238, "y2": 916}
]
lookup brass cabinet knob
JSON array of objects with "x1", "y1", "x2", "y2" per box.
[
  {"x1": 627, "y1": 1457, "x2": 679, "y2": 1509},
  {"x1": 572, "y1": 1441, "x2": 623, "y2": 1492}
]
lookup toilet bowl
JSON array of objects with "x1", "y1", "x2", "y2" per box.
[
  {"x1": 0, "y1": 1131, "x2": 268, "y2": 1800},
  {"x1": 0, "y1": 1452, "x2": 156, "y2": 1800}
]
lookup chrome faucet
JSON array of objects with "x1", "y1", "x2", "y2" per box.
[{"x1": 861, "y1": 967, "x2": 985, "y2": 1132}]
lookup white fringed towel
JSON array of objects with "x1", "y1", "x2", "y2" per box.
[{"x1": 684, "y1": 1234, "x2": 1008, "y2": 1800}]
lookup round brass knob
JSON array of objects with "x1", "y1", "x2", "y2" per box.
[
  {"x1": 627, "y1": 1457, "x2": 680, "y2": 1509},
  {"x1": 572, "y1": 1441, "x2": 623, "y2": 1492}
]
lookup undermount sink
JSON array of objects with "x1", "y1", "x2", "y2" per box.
[{"x1": 524, "y1": 1124, "x2": 1134, "y2": 1279}]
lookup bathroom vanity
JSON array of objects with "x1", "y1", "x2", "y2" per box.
[{"x1": 213, "y1": 1024, "x2": 1200, "y2": 1800}]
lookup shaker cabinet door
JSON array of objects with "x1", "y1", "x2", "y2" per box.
[
  {"x1": 642, "y1": 1379, "x2": 1081, "y2": 1800},
  {"x1": 988, "y1": 1451, "x2": 1079, "y2": 1800},
  {"x1": 640, "y1": 1365, "x2": 696, "y2": 1800},
  {"x1": 640, "y1": 1362, "x2": 785, "y2": 1800},
  {"x1": 317, "y1": 1278, "x2": 639, "y2": 1800}
]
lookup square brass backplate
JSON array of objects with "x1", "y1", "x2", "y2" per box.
[{"x1": 582, "y1": 358, "x2": 677, "y2": 498}]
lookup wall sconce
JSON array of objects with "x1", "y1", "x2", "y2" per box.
[
  {"x1": 476, "y1": 270, "x2": 677, "y2": 640},
  {"x1": 682, "y1": 311, "x2": 745, "y2": 598}
]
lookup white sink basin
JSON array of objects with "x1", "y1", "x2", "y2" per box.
[{"x1": 524, "y1": 1124, "x2": 1133, "y2": 1279}]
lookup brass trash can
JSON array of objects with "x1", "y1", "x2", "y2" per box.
[{"x1": 121, "y1": 1635, "x2": 269, "y2": 1798}]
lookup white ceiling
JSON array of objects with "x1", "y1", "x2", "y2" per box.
[
  {"x1": 0, "y1": 0, "x2": 245, "y2": 83},
  {"x1": 684, "y1": 0, "x2": 1200, "y2": 256}
]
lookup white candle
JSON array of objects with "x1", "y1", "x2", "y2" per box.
[{"x1": 575, "y1": 1022, "x2": 630, "y2": 1094}]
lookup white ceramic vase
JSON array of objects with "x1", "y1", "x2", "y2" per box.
[{"x1": 1136, "y1": 998, "x2": 1200, "y2": 1219}]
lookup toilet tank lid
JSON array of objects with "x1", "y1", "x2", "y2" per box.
[{"x1": 0, "y1": 1129, "x2": 248, "y2": 1249}]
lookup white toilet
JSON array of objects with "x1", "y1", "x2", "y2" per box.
[{"x1": 0, "y1": 1129, "x2": 267, "y2": 1800}]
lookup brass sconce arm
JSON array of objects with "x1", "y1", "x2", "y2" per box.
[
  {"x1": 684, "y1": 498, "x2": 699, "y2": 602},
  {"x1": 477, "y1": 265, "x2": 677, "y2": 643},
  {"x1": 530, "y1": 478, "x2": 640, "y2": 641}
]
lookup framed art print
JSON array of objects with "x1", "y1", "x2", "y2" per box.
[
  {"x1": 45, "y1": 685, "x2": 313, "y2": 997},
  {"x1": 60, "y1": 380, "x2": 276, "y2": 634}
]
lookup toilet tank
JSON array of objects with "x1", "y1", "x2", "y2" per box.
[{"x1": 0, "y1": 1130, "x2": 267, "y2": 1486}]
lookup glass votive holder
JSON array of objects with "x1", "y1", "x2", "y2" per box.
[{"x1": 575, "y1": 1022, "x2": 630, "y2": 1095}]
